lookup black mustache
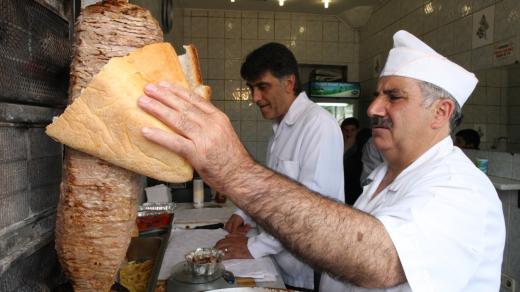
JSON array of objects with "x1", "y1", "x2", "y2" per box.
[{"x1": 370, "y1": 116, "x2": 393, "y2": 129}]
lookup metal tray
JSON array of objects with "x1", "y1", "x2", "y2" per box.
[{"x1": 125, "y1": 224, "x2": 172, "y2": 291}]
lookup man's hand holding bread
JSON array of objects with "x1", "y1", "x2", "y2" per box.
[{"x1": 138, "y1": 81, "x2": 255, "y2": 195}]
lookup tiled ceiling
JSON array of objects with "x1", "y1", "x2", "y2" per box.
[{"x1": 176, "y1": 0, "x2": 383, "y2": 15}]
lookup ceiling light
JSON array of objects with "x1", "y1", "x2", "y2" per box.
[
  {"x1": 279, "y1": 0, "x2": 285, "y2": 6},
  {"x1": 317, "y1": 102, "x2": 349, "y2": 107},
  {"x1": 322, "y1": 0, "x2": 329, "y2": 8},
  {"x1": 231, "y1": 0, "x2": 235, "y2": 2},
  {"x1": 424, "y1": 2, "x2": 434, "y2": 15},
  {"x1": 461, "y1": 4, "x2": 471, "y2": 16}
]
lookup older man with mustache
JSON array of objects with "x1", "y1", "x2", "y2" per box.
[{"x1": 138, "y1": 31, "x2": 505, "y2": 291}]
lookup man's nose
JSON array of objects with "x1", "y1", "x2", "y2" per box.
[{"x1": 367, "y1": 96, "x2": 386, "y2": 118}]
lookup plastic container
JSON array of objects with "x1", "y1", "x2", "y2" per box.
[{"x1": 193, "y1": 178, "x2": 205, "y2": 209}]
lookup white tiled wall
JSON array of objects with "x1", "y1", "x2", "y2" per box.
[
  {"x1": 458, "y1": 67, "x2": 509, "y2": 150},
  {"x1": 463, "y1": 65, "x2": 520, "y2": 153},
  {"x1": 358, "y1": 0, "x2": 520, "y2": 143},
  {"x1": 507, "y1": 65, "x2": 520, "y2": 152},
  {"x1": 182, "y1": 9, "x2": 359, "y2": 163}
]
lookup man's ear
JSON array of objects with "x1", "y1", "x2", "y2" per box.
[
  {"x1": 431, "y1": 98, "x2": 454, "y2": 129},
  {"x1": 284, "y1": 75, "x2": 296, "y2": 94}
]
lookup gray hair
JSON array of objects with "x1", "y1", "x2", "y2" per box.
[{"x1": 418, "y1": 81, "x2": 462, "y2": 130}]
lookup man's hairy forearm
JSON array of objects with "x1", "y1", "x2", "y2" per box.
[{"x1": 224, "y1": 161, "x2": 406, "y2": 288}]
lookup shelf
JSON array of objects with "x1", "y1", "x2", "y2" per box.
[{"x1": 299, "y1": 64, "x2": 348, "y2": 83}]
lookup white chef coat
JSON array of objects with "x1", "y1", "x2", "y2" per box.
[
  {"x1": 321, "y1": 136, "x2": 506, "y2": 292},
  {"x1": 234, "y1": 92, "x2": 345, "y2": 289}
]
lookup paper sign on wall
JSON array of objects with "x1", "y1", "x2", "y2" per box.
[
  {"x1": 472, "y1": 5, "x2": 495, "y2": 49},
  {"x1": 494, "y1": 40, "x2": 515, "y2": 65}
]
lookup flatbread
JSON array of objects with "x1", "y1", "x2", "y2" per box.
[{"x1": 46, "y1": 42, "x2": 199, "y2": 182}]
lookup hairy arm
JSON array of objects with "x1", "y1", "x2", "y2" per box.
[
  {"x1": 137, "y1": 82, "x2": 406, "y2": 288},
  {"x1": 229, "y1": 162, "x2": 405, "y2": 288}
]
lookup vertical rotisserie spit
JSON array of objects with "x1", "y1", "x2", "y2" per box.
[{"x1": 55, "y1": 1, "x2": 163, "y2": 291}]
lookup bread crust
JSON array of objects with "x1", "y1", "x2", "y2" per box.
[
  {"x1": 178, "y1": 44, "x2": 211, "y2": 99},
  {"x1": 181, "y1": 44, "x2": 203, "y2": 86},
  {"x1": 194, "y1": 84, "x2": 212, "y2": 100},
  {"x1": 47, "y1": 43, "x2": 194, "y2": 183}
]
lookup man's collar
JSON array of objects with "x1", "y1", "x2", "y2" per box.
[
  {"x1": 367, "y1": 136, "x2": 454, "y2": 191},
  {"x1": 388, "y1": 136, "x2": 454, "y2": 191},
  {"x1": 277, "y1": 92, "x2": 310, "y2": 126}
]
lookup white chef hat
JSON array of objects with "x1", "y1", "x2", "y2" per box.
[{"x1": 380, "y1": 30, "x2": 478, "y2": 107}]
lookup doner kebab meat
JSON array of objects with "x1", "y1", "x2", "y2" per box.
[{"x1": 47, "y1": 0, "x2": 210, "y2": 291}]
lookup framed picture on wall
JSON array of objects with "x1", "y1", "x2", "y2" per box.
[{"x1": 472, "y1": 5, "x2": 495, "y2": 49}]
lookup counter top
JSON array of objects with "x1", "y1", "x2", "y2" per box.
[
  {"x1": 160, "y1": 202, "x2": 286, "y2": 291},
  {"x1": 488, "y1": 175, "x2": 520, "y2": 191}
]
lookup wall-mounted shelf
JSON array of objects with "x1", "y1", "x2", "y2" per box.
[{"x1": 298, "y1": 64, "x2": 348, "y2": 84}]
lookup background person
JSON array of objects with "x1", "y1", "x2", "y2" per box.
[
  {"x1": 343, "y1": 128, "x2": 371, "y2": 205},
  {"x1": 340, "y1": 117, "x2": 360, "y2": 153},
  {"x1": 360, "y1": 137, "x2": 384, "y2": 186},
  {"x1": 454, "y1": 128, "x2": 480, "y2": 149}
]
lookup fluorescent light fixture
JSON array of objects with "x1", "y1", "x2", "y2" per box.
[
  {"x1": 316, "y1": 102, "x2": 349, "y2": 107},
  {"x1": 231, "y1": 0, "x2": 235, "y2": 2},
  {"x1": 279, "y1": 0, "x2": 285, "y2": 6},
  {"x1": 322, "y1": 0, "x2": 329, "y2": 8}
]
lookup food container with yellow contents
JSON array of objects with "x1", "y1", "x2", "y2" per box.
[
  {"x1": 119, "y1": 234, "x2": 170, "y2": 292},
  {"x1": 119, "y1": 259, "x2": 154, "y2": 292}
]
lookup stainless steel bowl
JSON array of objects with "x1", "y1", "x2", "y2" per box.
[{"x1": 185, "y1": 248, "x2": 224, "y2": 276}]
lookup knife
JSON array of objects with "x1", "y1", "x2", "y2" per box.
[{"x1": 193, "y1": 223, "x2": 224, "y2": 230}]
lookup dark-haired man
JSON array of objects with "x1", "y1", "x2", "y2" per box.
[
  {"x1": 341, "y1": 117, "x2": 360, "y2": 153},
  {"x1": 216, "y1": 42, "x2": 344, "y2": 291}
]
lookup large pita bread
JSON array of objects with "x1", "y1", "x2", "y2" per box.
[{"x1": 46, "y1": 42, "x2": 209, "y2": 182}]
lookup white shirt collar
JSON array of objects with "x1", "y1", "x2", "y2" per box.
[
  {"x1": 272, "y1": 92, "x2": 310, "y2": 132},
  {"x1": 368, "y1": 136, "x2": 454, "y2": 191}
]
